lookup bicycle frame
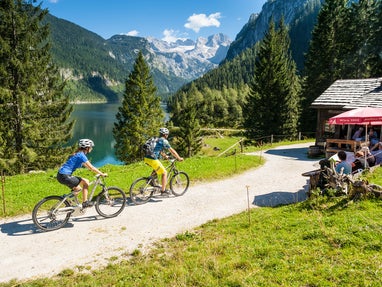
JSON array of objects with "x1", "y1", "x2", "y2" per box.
[
  {"x1": 45, "y1": 175, "x2": 109, "y2": 218},
  {"x1": 130, "y1": 157, "x2": 189, "y2": 204},
  {"x1": 33, "y1": 174, "x2": 126, "y2": 231},
  {"x1": 151, "y1": 159, "x2": 178, "y2": 183},
  {"x1": 87, "y1": 175, "x2": 106, "y2": 200}
]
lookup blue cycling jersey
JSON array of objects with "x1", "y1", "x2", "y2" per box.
[{"x1": 58, "y1": 151, "x2": 88, "y2": 175}]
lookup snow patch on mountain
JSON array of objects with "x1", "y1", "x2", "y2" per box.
[{"x1": 146, "y1": 33, "x2": 232, "y2": 80}]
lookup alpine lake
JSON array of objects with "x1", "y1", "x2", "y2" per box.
[{"x1": 70, "y1": 103, "x2": 169, "y2": 167}]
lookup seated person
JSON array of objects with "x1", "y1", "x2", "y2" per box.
[
  {"x1": 370, "y1": 142, "x2": 382, "y2": 165},
  {"x1": 352, "y1": 126, "x2": 364, "y2": 141},
  {"x1": 335, "y1": 150, "x2": 352, "y2": 175},
  {"x1": 368, "y1": 128, "x2": 379, "y2": 146},
  {"x1": 371, "y1": 141, "x2": 382, "y2": 151},
  {"x1": 352, "y1": 149, "x2": 375, "y2": 172}
]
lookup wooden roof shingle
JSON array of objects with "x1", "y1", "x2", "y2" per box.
[{"x1": 311, "y1": 78, "x2": 382, "y2": 109}]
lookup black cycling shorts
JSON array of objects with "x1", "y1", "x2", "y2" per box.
[{"x1": 56, "y1": 172, "x2": 82, "y2": 189}]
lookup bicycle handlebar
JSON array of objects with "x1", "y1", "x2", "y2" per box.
[{"x1": 95, "y1": 173, "x2": 108, "y2": 179}]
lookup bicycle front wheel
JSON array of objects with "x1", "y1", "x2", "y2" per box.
[
  {"x1": 95, "y1": 187, "x2": 126, "y2": 218},
  {"x1": 130, "y1": 177, "x2": 155, "y2": 205},
  {"x1": 170, "y1": 171, "x2": 190, "y2": 196},
  {"x1": 32, "y1": 195, "x2": 72, "y2": 231}
]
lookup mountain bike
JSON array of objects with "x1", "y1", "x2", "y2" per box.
[
  {"x1": 129, "y1": 158, "x2": 189, "y2": 205},
  {"x1": 32, "y1": 175, "x2": 126, "y2": 232}
]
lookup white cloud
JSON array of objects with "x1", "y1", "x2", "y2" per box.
[
  {"x1": 123, "y1": 30, "x2": 139, "y2": 36},
  {"x1": 162, "y1": 29, "x2": 179, "y2": 43},
  {"x1": 184, "y1": 12, "x2": 221, "y2": 33},
  {"x1": 162, "y1": 29, "x2": 189, "y2": 43}
]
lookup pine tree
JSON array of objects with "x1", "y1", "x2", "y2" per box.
[
  {"x1": 301, "y1": 0, "x2": 382, "y2": 133},
  {"x1": 243, "y1": 19, "x2": 301, "y2": 139},
  {"x1": 366, "y1": 0, "x2": 380, "y2": 76},
  {"x1": 0, "y1": 0, "x2": 74, "y2": 174},
  {"x1": 113, "y1": 51, "x2": 164, "y2": 164},
  {"x1": 341, "y1": 0, "x2": 380, "y2": 78},
  {"x1": 175, "y1": 103, "x2": 202, "y2": 158},
  {"x1": 301, "y1": 0, "x2": 348, "y2": 133}
]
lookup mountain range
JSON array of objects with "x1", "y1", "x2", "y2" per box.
[
  {"x1": 46, "y1": 14, "x2": 231, "y2": 102},
  {"x1": 46, "y1": 0, "x2": 325, "y2": 102}
]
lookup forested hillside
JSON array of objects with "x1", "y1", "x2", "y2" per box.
[
  {"x1": 45, "y1": 15, "x2": 224, "y2": 102},
  {"x1": 168, "y1": 0, "x2": 382, "y2": 136}
]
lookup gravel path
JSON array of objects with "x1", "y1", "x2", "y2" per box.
[{"x1": 0, "y1": 142, "x2": 318, "y2": 283}]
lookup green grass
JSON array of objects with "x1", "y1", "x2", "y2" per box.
[
  {"x1": 2, "y1": 138, "x2": 382, "y2": 287},
  {"x1": 2, "y1": 197, "x2": 382, "y2": 286},
  {"x1": 0, "y1": 154, "x2": 263, "y2": 218},
  {"x1": 1, "y1": 135, "x2": 280, "y2": 218}
]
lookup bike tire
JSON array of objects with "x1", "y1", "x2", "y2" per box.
[
  {"x1": 130, "y1": 177, "x2": 155, "y2": 205},
  {"x1": 32, "y1": 195, "x2": 71, "y2": 231},
  {"x1": 170, "y1": 171, "x2": 190, "y2": 196},
  {"x1": 95, "y1": 186, "x2": 126, "y2": 218}
]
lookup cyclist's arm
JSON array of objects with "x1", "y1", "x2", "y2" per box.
[
  {"x1": 168, "y1": 147, "x2": 184, "y2": 162},
  {"x1": 83, "y1": 161, "x2": 107, "y2": 176}
]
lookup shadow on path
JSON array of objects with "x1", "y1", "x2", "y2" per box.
[
  {"x1": 265, "y1": 147, "x2": 318, "y2": 161},
  {"x1": 253, "y1": 189, "x2": 307, "y2": 207},
  {"x1": 0, "y1": 215, "x2": 104, "y2": 236}
]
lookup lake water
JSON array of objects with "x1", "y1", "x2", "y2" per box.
[
  {"x1": 70, "y1": 103, "x2": 168, "y2": 167},
  {"x1": 69, "y1": 103, "x2": 123, "y2": 167}
]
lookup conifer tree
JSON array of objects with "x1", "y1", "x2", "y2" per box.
[
  {"x1": 243, "y1": 19, "x2": 301, "y2": 139},
  {"x1": 360, "y1": 0, "x2": 382, "y2": 77},
  {"x1": 113, "y1": 51, "x2": 164, "y2": 164},
  {"x1": 175, "y1": 103, "x2": 202, "y2": 158},
  {"x1": 301, "y1": 0, "x2": 348, "y2": 133},
  {"x1": 301, "y1": 0, "x2": 381, "y2": 133},
  {"x1": 0, "y1": 0, "x2": 73, "y2": 174},
  {"x1": 342, "y1": 0, "x2": 381, "y2": 78}
]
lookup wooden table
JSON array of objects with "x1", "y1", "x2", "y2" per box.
[{"x1": 325, "y1": 139, "x2": 363, "y2": 157}]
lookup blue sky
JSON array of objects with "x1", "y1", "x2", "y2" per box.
[{"x1": 41, "y1": 0, "x2": 267, "y2": 42}]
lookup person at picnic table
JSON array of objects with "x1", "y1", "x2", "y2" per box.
[
  {"x1": 368, "y1": 128, "x2": 379, "y2": 146},
  {"x1": 370, "y1": 142, "x2": 382, "y2": 165},
  {"x1": 352, "y1": 126, "x2": 364, "y2": 141},
  {"x1": 335, "y1": 150, "x2": 352, "y2": 175},
  {"x1": 351, "y1": 150, "x2": 375, "y2": 172}
]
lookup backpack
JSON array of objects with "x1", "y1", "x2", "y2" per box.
[{"x1": 142, "y1": 137, "x2": 159, "y2": 158}]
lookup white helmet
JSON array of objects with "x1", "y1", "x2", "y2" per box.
[
  {"x1": 159, "y1": 127, "x2": 169, "y2": 135},
  {"x1": 78, "y1": 139, "x2": 94, "y2": 149}
]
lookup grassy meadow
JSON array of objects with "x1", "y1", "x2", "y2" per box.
[
  {"x1": 0, "y1": 136, "x2": 270, "y2": 218},
  {"x1": 3, "y1": 138, "x2": 382, "y2": 286}
]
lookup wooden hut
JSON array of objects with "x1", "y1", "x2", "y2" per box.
[{"x1": 310, "y1": 77, "x2": 382, "y2": 156}]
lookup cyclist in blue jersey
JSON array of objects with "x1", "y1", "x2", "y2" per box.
[
  {"x1": 57, "y1": 139, "x2": 107, "y2": 208},
  {"x1": 144, "y1": 128, "x2": 183, "y2": 195}
]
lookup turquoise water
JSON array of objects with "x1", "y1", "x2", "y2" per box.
[
  {"x1": 70, "y1": 103, "x2": 123, "y2": 167},
  {"x1": 70, "y1": 103, "x2": 168, "y2": 167}
]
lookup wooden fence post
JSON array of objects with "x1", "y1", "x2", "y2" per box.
[{"x1": 1, "y1": 171, "x2": 5, "y2": 216}]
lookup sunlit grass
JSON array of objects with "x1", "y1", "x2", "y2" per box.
[
  {"x1": 2, "y1": 198, "x2": 382, "y2": 286},
  {"x1": 0, "y1": 136, "x2": 269, "y2": 217},
  {"x1": 3, "y1": 138, "x2": 382, "y2": 287}
]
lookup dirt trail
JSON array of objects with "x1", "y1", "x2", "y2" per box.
[{"x1": 0, "y1": 142, "x2": 318, "y2": 283}]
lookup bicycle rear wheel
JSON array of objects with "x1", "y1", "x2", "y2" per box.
[
  {"x1": 95, "y1": 187, "x2": 126, "y2": 218},
  {"x1": 130, "y1": 177, "x2": 155, "y2": 205},
  {"x1": 32, "y1": 195, "x2": 72, "y2": 231},
  {"x1": 170, "y1": 171, "x2": 189, "y2": 196}
]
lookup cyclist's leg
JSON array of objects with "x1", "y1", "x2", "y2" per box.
[
  {"x1": 160, "y1": 169, "x2": 168, "y2": 192},
  {"x1": 79, "y1": 178, "x2": 90, "y2": 202},
  {"x1": 57, "y1": 173, "x2": 81, "y2": 193},
  {"x1": 57, "y1": 173, "x2": 89, "y2": 203},
  {"x1": 144, "y1": 158, "x2": 167, "y2": 192}
]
